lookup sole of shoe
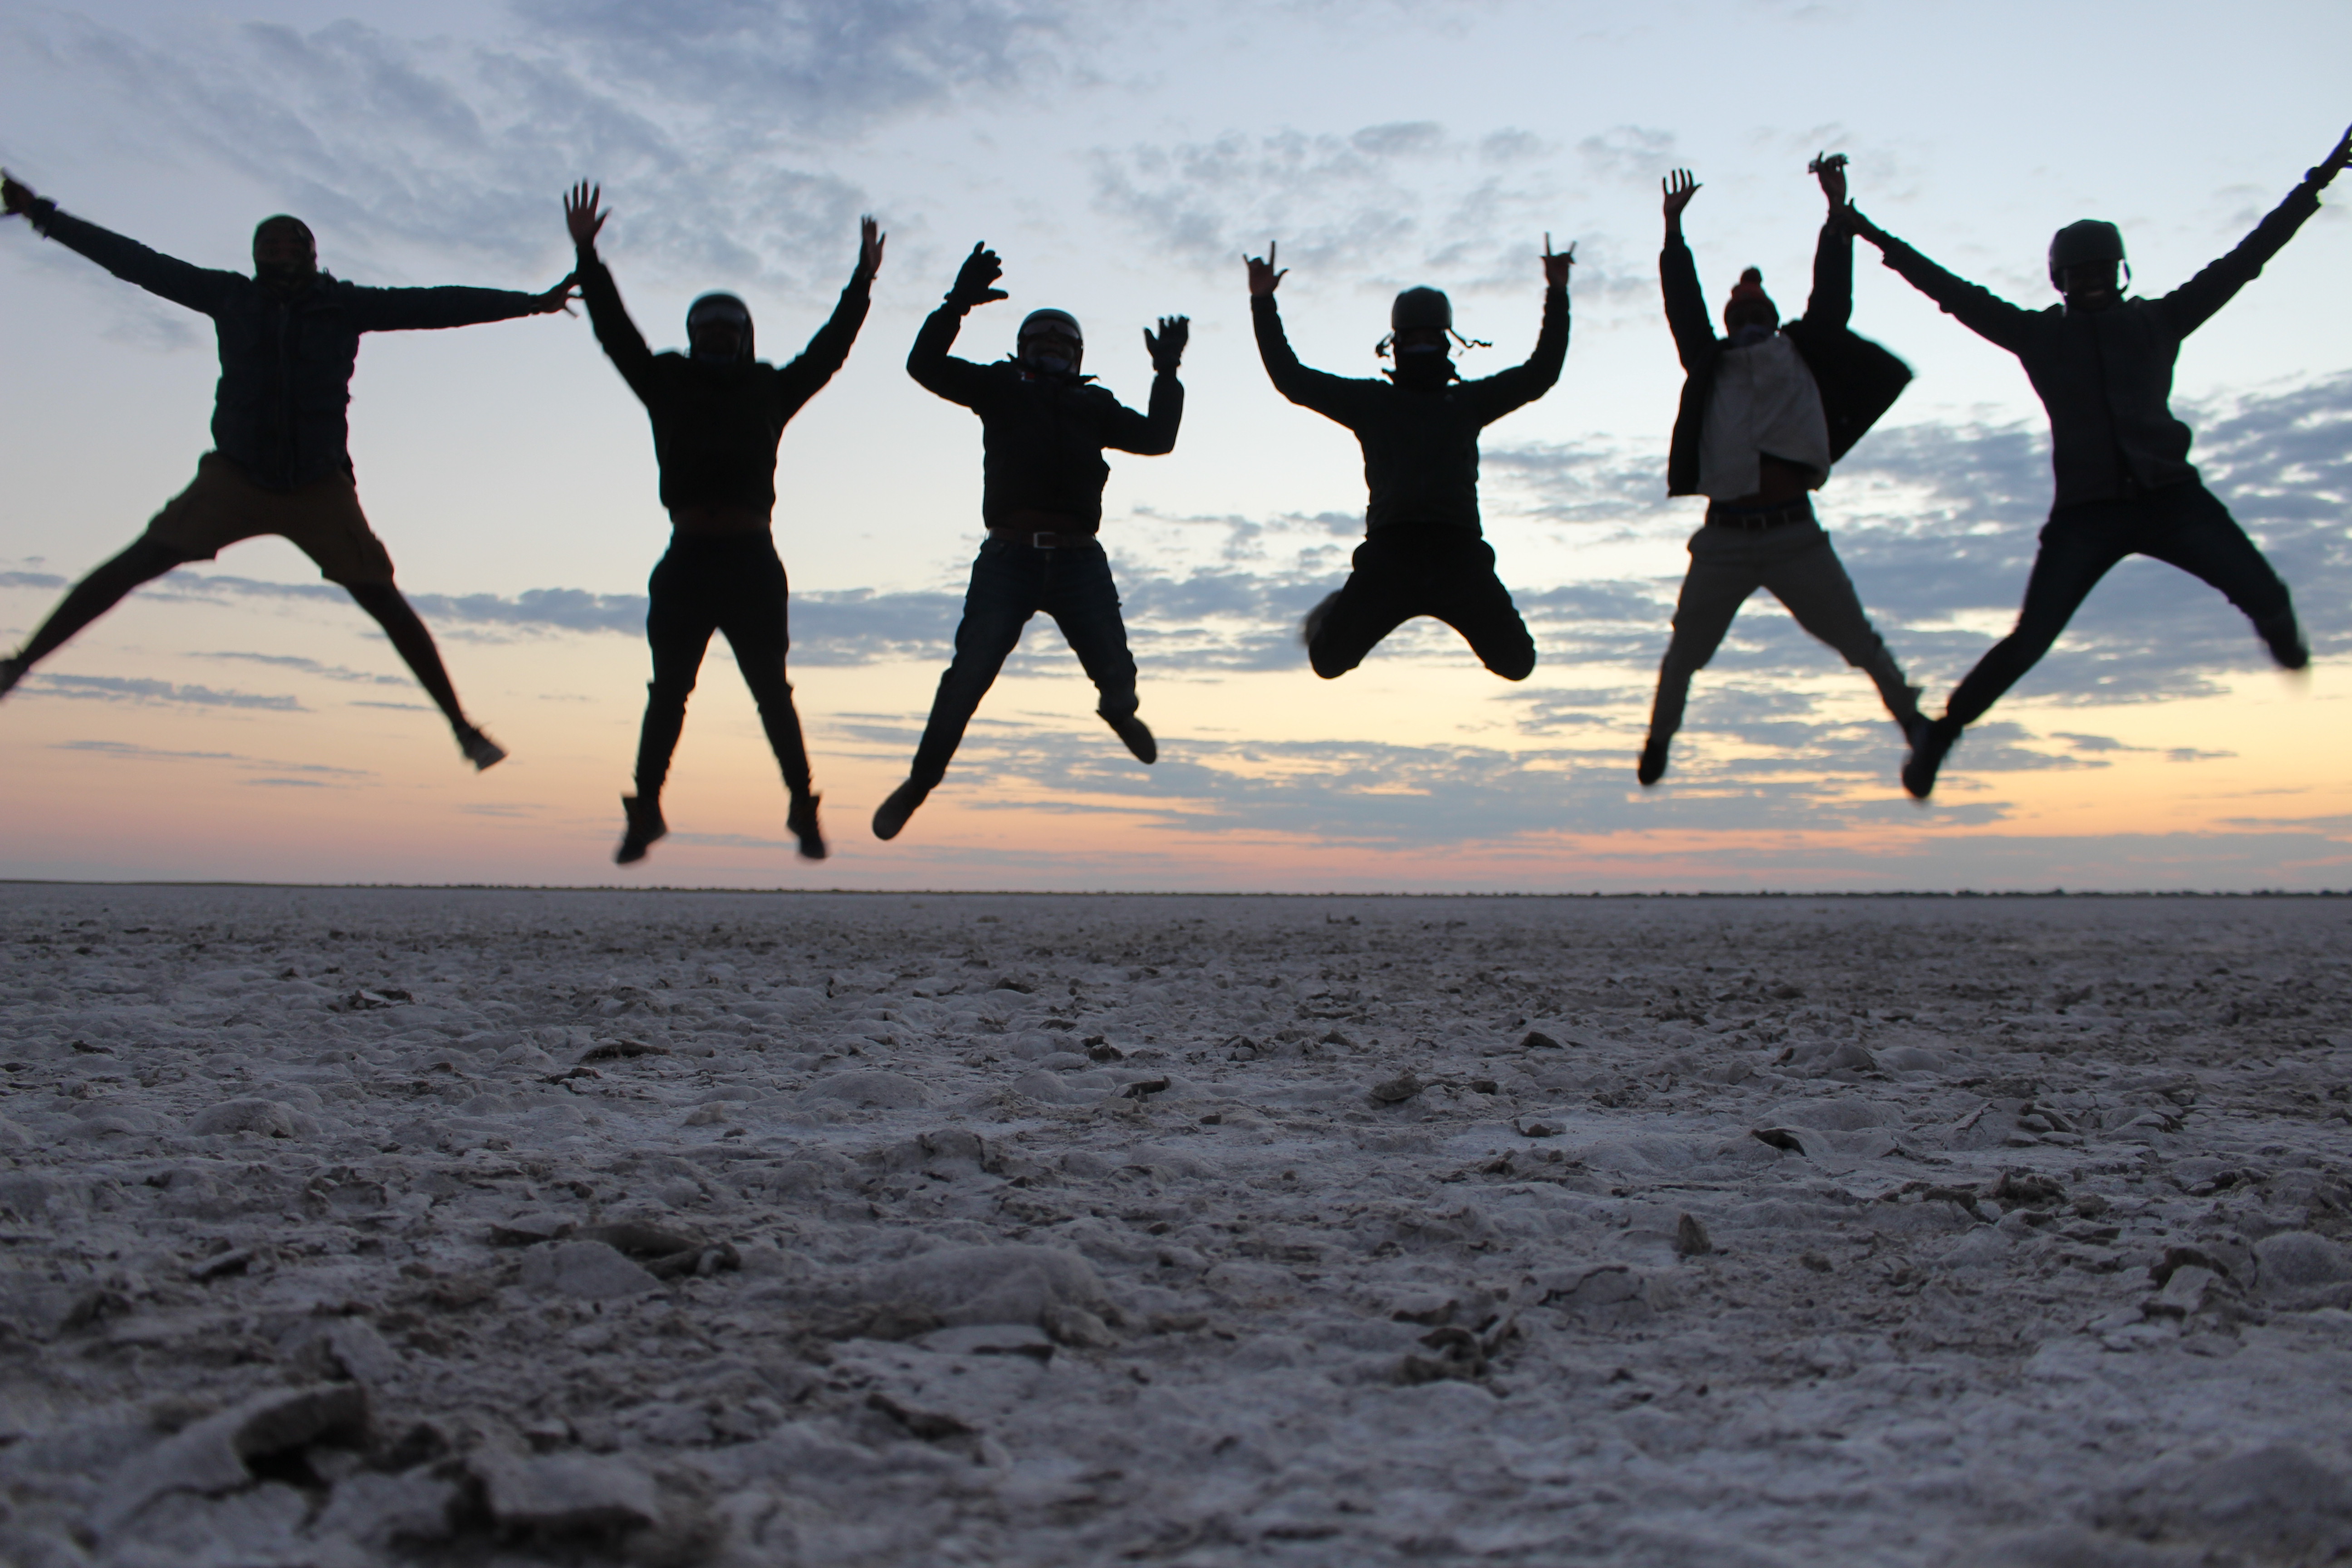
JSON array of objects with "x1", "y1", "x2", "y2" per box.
[{"x1": 461, "y1": 730, "x2": 508, "y2": 772}]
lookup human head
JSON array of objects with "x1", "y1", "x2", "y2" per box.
[
  {"x1": 1722, "y1": 267, "x2": 1779, "y2": 333},
  {"x1": 2048, "y1": 219, "x2": 2126, "y2": 305},
  {"x1": 686, "y1": 293, "x2": 754, "y2": 363},
  {"x1": 1017, "y1": 308, "x2": 1083, "y2": 374},
  {"x1": 251, "y1": 215, "x2": 317, "y2": 294},
  {"x1": 1389, "y1": 286, "x2": 1453, "y2": 358}
]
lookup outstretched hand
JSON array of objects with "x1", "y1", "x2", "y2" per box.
[
  {"x1": 1841, "y1": 201, "x2": 1889, "y2": 249},
  {"x1": 1245, "y1": 241, "x2": 1286, "y2": 296},
  {"x1": 2315, "y1": 122, "x2": 2352, "y2": 188},
  {"x1": 563, "y1": 181, "x2": 607, "y2": 250},
  {"x1": 534, "y1": 273, "x2": 582, "y2": 315},
  {"x1": 1662, "y1": 168, "x2": 1700, "y2": 225},
  {"x1": 1808, "y1": 151, "x2": 1848, "y2": 209},
  {"x1": 858, "y1": 215, "x2": 886, "y2": 280},
  {"x1": 948, "y1": 242, "x2": 1007, "y2": 307},
  {"x1": 1145, "y1": 314, "x2": 1190, "y2": 372},
  {"x1": 1542, "y1": 231, "x2": 1575, "y2": 287},
  {"x1": 1, "y1": 171, "x2": 37, "y2": 218}
]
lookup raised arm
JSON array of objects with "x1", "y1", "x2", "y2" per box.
[
  {"x1": 345, "y1": 278, "x2": 573, "y2": 334},
  {"x1": 1246, "y1": 242, "x2": 1361, "y2": 423},
  {"x1": 2158, "y1": 125, "x2": 2347, "y2": 338},
  {"x1": 1101, "y1": 316, "x2": 1187, "y2": 456},
  {"x1": 1802, "y1": 154, "x2": 1853, "y2": 331},
  {"x1": 2, "y1": 176, "x2": 239, "y2": 316},
  {"x1": 563, "y1": 181, "x2": 656, "y2": 399},
  {"x1": 1847, "y1": 204, "x2": 2034, "y2": 354},
  {"x1": 773, "y1": 216, "x2": 882, "y2": 414},
  {"x1": 1657, "y1": 171, "x2": 1717, "y2": 371},
  {"x1": 906, "y1": 242, "x2": 1003, "y2": 407},
  {"x1": 1469, "y1": 240, "x2": 1572, "y2": 424}
]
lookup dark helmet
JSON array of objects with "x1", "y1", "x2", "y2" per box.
[
  {"x1": 2048, "y1": 220, "x2": 2125, "y2": 289},
  {"x1": 1018, "y1": 307, "x2": 1083, "y2": 348},
  {"x1": 1391, "y1": 287, "x2": 1452, "y2": 333},
  {"x1": 686, "y1": 292, "x2": 755, "y2": 362}
]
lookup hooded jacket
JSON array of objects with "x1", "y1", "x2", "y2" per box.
[
  {"x1": 576, "y1": 248, "x2": 871, "y2": 514},
  {"x1": 906, "y1": 301, "x2": 1181, "y2": 529},
  {"x1": 1870, "y1": 177, "x2": 2323, "y2": 507},
  {"x1": 1252, "y1": 281, "x2": 1567, "y2": 536},
  {"x1": 1662, "y1": 220, "x2": 1911, "y2": 497},
  {"x1": 26, "y1": 204, "x2": 552, "y2": 491}
]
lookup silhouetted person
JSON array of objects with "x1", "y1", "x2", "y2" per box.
[
  {"x1": 565, "y1": 184, "x2": 880, "y2": 864},
  {"x1": 1640, "y1": 156, "x2": 1919, "y2": 786},
  {"x1": 0, "y1": 173, "x2": 574, "y2": 768},
  {"x1": 1849, "y1": 122, "x2": 2352, "y2": 799},
  {"x1": 872, "y1": 244, "x2": 1185, "y2": 842},
  {"x1": 1250, "y1": 236, "x2": 1571, "y2": 683}
]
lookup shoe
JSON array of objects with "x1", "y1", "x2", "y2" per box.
[
  {"x1": 872, "y1": 778, "x2": 931, "y2": 842},
  {"x1": 1636, "y1": 738, "x2": 1669, "y2": 787},
  {"x1": 787, "y1": 792, "x2": 828, "y2": 861},
  {"x1": 1301, "y1": 590, "x2": 1342, "y2": 648},
  {"x1": 1902, "y1": 715, "x2": 1960, "y2": 801},
  {"x1": 1102, "y1": 708, "x2": 1157, "y2": 764},
  {"x1": 615, "y1": 794, "x2": 666, "y2": 865},
  {"x1": 457, "y1": 725, "x2": 507, "y2": 772},
  {"x1": 2255, "y1": 608, "x2": 2309, "y2": 671},
  {"x1": 0, "y1": 657, "x2": 22, "y2": 701}
]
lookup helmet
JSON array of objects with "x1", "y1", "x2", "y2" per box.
[
  {"x1": 2048, "y1": 220, "x2": 2125, "y2": 289},
  {"x1": 1018, "y1": 308, "x2": 1083, "y2": 347},
  {"x1": 1390, "y1": 287, "x2": 1452, "y2": 333},
  {"x1": 686, "y1": 292, "x2": 755, "y2": 361}
]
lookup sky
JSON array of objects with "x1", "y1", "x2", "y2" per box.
[{"x1": 1, "y1": 0, "x2": 2348, "y2": 892}]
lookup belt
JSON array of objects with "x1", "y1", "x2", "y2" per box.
[
  {"x1": 1706, "y1": 501, "x2": 1813, "y2": 531},
  {"x1": 988, "y1": 527, "x2": 1098, "y2": 549}
]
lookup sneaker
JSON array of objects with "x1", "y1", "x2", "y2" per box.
[
  {"x1": 1902, "y1": 715, "x2": 1960, "y2": 801},
  {"x1": 1636, "y1": 738, "x2": 1669, "y2": 787},
  {"x1": 1102, "y1": 708, "x2": 1157, "y2": 764},
  {"x1": 787, "y1": 792, "x2": 828, "y2": 861},
  {"x1": 615, "y1": 794, "x2": 666, "y2": 865},
  {"x1": 872, "y1": 778, "x2": 931, "y2": 842},
  {"x1": 457, "y1": 725, "x2": 507, "y2": 772},
  {"x1": 0, "y1": 657, "x2": 22, "y2": 701},
  {"x1": 1301, "y1": 590, "x2": 1342, "y2": 649},
  {"x1": 2255, "y1": 608, "x2": 2309, "y2": 671}
]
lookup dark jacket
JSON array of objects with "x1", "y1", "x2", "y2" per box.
[
  {"x1": 578, "y1": 249, "x2": 870, "y2": 515},
  {"x1": 1874, "y1": 179, "x2": 2323, "y2": 507},
  {"x1": 1253, "y1": 283, "x2": 1567, "y2": 536},
  {"x1": 906, "y1": 302, "x2": 1181, "y2": 529},
  {"x1": 1663, "y1": 220, "x2": 1911, "y2": 497},
  {"x1": 27, "y1": 203, "x2": 551, "y2": 491}
]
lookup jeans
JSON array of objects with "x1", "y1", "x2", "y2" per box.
[
  {"x1": 1647, "y1": 514, "x2": 1918, "y2": 742},
  {"x1": 1309, "y1": 525, "x2": 1535, "y2": 681},
  {"x1": 634, "y1": 533, "x2": 811, "y2": 799},
  {"x1": 908, "y1": 537, "x2": 1139, "y2": 788},
  {"x1": 1945, "y1": 482, "x2": 2294, "y2": 726}
]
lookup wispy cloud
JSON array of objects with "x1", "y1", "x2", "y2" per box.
[
  {"x1": 53, "y1": 738, "x2": 374, "y2": 781},
  {"x1": 18, "y1": 673, "x2": 304, "y2": 710}
]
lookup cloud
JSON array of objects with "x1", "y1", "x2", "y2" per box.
[
  {"x1": 17, "y1": 673, "x2": 304, "y2": 710},
  {"x1": 195, "y1": 651, "x2": 410, "y2": 686},
  {"x1": 52, "y1": 738, "x2": 373, "y2": 780}
]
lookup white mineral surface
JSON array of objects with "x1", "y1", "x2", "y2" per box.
[{"x1": 3, "y1": 885, "x2": 2351, "y2": 1566}]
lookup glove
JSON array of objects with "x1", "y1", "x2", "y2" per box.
[
  {"x1": 946, "y1": 243, "x2": 1008, "y2": 308},
  {"x1": 1145, "y1": 314, "x2": 1190, "y2": 373}
]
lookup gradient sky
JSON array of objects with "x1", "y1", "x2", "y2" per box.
[{"x1": 2, "y1": 0, "x2": 2348, "y2": 892}]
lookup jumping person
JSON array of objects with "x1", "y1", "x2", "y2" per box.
[
  {"x1": 871, "y1": 243, "x2": 1185, "y2": 842},
  {"x1": 1250, "y1": 235, "x2": 1571, "y2": 683},
  {"x1": 0, "y1": 173, "x2": 573, "y2": 769},
  {"x1": 1847, "y1": 122, "x2": 2352, "y2": 799},
  {"x1": 1639, "y1": 156, "x2": 1919, "y2": 786},
  {"x1": 564, "y1": 183, "x2": 880, "y2": 864}
]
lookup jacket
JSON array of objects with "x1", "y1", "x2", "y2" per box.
[
  {"x1": 1663, "y1": 220, "x2": 1911, "y2": 497},
  {"x1": 907, "y1": 302, "x2": 1181, "y2": 529},
  {"x1": 1873, "y1": 179, "x2": 2322, "y2": 506},
  {"x1": 578, "y1": 249, "x2": 870, "y2": 514},
  {"x1": 1252, "y1": 282, "x2": 1567, "y2": 536},
  {"x1": 29, "y1": 204, "x2": 552, "y2": 491}
]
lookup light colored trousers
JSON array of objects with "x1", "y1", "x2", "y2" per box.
[{"x1": 1646, "y1": 519, "x2": 1918, "y2": 743}]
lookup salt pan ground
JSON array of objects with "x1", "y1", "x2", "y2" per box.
[{"x1": 3, "y1": 885, "x2": 2350, "y2": 1567}]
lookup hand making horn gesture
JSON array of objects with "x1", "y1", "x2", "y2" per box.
[
  {"x1": 1245, "y1": 240, "x2": 1287, "y2": 297},
  {"x1": 1542, "y1": 232, "x2": 1575, "y2": 287}
]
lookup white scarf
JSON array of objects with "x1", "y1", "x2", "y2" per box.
[{"x1": 1698, "y1": 333, "x2": 1831, "y2": 500}]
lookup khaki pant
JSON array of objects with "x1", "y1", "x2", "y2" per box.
[
  {"x1": 143, "y1": 452, "x2": 397, "y2": 585},
  {"x1": 1647, "y1": 518, "x2": 1917, "y2": 742}
]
